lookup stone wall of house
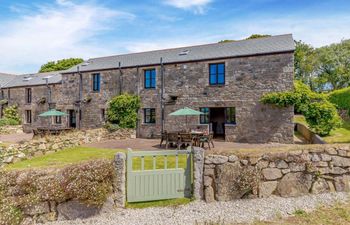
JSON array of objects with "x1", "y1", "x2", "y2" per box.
[
  {"x1": 3, "y1": 84, "x2": 64, "y2": 132},
  {"x1": 0, "y1": 128, "x2": 135, "y2": 168},
  {"x1": 203, "y1": 144, "x2": 350, "y2": 202},
  {"x1": 61, "y1": 52, "x2": 294, "y2": 143}
]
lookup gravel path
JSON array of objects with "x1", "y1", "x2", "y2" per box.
[{"x1": 48, "y1": 192, "x2": 349, "y2": 225}]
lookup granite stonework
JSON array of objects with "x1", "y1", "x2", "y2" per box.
[
  {"x1": 2, "y1": 83, "x2": 64, "y2": 132},
  {"x1": 203, "y1": 145, "x2": 350, "y2": 202},
  {"x1": 60, "y1": 52, "x2": 294, "y2": 143},
  {"x1": 0, "y1": 51, "x2": 294, "y2": 143}
]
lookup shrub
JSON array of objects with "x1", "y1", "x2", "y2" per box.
[
  {"x1": 328, "y1": 87, "x2": 350, "y2": 116},
  {"x1": 304, "y1": 101, "x2": 342, "y2": 136},
  {"x1": 1, "y1": 105, "x2": 21, "y2": 126},
  {"x1": 261, "y1": 80, "x2": 341, "y2": 136},
  {"x1": 0, "y1": 118, "x2": 20, "y2": 126},
  {"x1": 104, "y1": 122, "x2": 120, "y2": 132},
  {"x1": 107, "y1": 94, "x2": 141, "y2": 129}
]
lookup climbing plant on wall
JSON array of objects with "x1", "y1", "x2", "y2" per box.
[
  {"x1": 261, "y1": 80, "x2": 342, "y2": 136},
  {"x1": 106, "y1": 94, "x2": 141, "y2": 129}
]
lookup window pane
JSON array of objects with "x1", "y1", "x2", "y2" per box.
[
  {"x1": 218, "y1": 73, "x2": 225, "y2": 84},
  {"x1": 200, "y1": 107, "x2": 209, "y2": 124},
  {"x1": 209, "y1": 64, "x2": 217, "y2": 75},
  {"x1": 210, "y1": 74, "x2": 217, "y2": 84},
  {"x1": 225, "y1": 107, "x2": 236, "y2": 124},
  {"x1": 218, "y1": 63, "x2": 225, "y2": 74}
]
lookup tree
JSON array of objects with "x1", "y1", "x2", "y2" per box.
[
  {"x1": 314, "y1": 40, "x2": 350, "y2": 90},
  {"x1": 39, "y1": 58, "x2": 84, "y2": 72},
  {"x1": 294, "y1": 41, "x2": 318, "y2": 90},
  {"x1": 245, "y1": 34, "x2": 271, "y2": 40},
  {"x1": 219, "y1": 34, "x2": 271, "y2": 43}
]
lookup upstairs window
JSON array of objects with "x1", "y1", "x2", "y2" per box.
[
  {"x1": 144, "y1": 108, "x2": 156, "y2": 124},
  {"x1": 209, "y1": 63, "x2": 225, "y2": 85},
  {"x1": 25, "y1": 88, "x2": 32, "y2": 104},
  {"x1": 199, "y1": 107, "x2": 209, "y2": 124},
  {"x1": 92, "y1": 73, "x2": 101, "y2": 92},
  {"x1": 144, "y1": 69, "x2": 156, "y2": 89},
  {"x1": 225, "y1": 107, "x2": 236, "y2": 124},
  {"x1": 25, "y1": 110, "x2": 32, "y2": 124}
]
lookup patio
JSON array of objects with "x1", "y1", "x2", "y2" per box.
[{"x1": 83, "y1": 138, "x2": 290, "y2": 153}]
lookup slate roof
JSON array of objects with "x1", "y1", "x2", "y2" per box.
[
  {"x1": 0, "y1": 71, "x2": 62, "y2": 88},
  {"x1": 64, "y1": 34, "x2": 295, "y2": 73},
  {"x1": 0, "y1": 73, "x2": 16, "y2": 88}
]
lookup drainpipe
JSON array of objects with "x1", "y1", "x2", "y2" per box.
[
  {"x1": 118, "y1": 62, "x2": 122, "y2": 95},
  {"x1": 78, "y1": 66, "x2": 82, "y2": 129},
  {"x1": 160, "y1": 57, "x2": 165, "y2": 133}
]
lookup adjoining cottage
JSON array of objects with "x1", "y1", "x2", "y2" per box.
[
  {"x1": 0, "y1": 72, "x2": 63, "y2": 132},
  {"x1": 0, "y1": 34, "x2": 295, "y2": 143}
]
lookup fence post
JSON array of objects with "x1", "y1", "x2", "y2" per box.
[
  {"x1": 113, "y1": 152, "x2": 126, "y2": 208},
  {"x1": 192, "y1": 147, "x2": 204, "y2": 200}
]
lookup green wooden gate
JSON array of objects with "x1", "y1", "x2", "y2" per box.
[{"x1": 127, "y1": 149, "x2": 192, "y2": 203}]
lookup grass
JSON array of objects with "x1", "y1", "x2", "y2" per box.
[
  {"x1": 251, "y1": 202, "x2": 350, "y2": 225},
  {"x1": 126, "y1": 198, "x2": 192, "y2": 209},
  {"x1": 5, "y1": 146, "x2": 189, "y2": 170},
  {"x1": 293, "y1": 115, "x2": 350, "y2": 143},
  {"x1": 5, "y1": 146, "x2": 125, "y2": 170}
]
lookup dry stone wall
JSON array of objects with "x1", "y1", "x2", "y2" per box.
[
  {"x1": 203, "y1": 145, "x2": 350, "y2": 202},
  {"x1": 0, "y1": 125, "x2": 23, "y2": 135},
  {"x1": 0, "y1": 128, "x2": 135, "y2": 168},
  {"x1": 0, "y1": 157, "x2": 126, "y2": 224}
]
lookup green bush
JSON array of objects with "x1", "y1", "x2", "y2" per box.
[
  {"x1": 107, "y1": 94, "x2": 141, "y2": 129},
  {"x1": 304, "y1": 101, "x2": 342, "y2": 136},
  {"x1": 328, "y1": 87, "x2": 350, "y2": 116},
  {"x1": 261, "y1": 80, "x2": 341, "y2": 136},
  {"x1": 1, "y1": 105, "x2": 21, "y2": 126},
  {"x1": 0, "y1": 118, "x2": 20, "y2": 126},
  {"x1": 104, "y1": 122, "x2": 120, "y2": 132}
]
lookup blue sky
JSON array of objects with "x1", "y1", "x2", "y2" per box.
[{"x1": 0, "y1": 0, "x2": 350, "y2": 74}]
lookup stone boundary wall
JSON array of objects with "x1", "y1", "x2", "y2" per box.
[
  {"x1": 0, "y1": 155, "x2": 126, "y2": 224},
  {"x1": 0, "y1": 128, "x2": 135, "y2": 168},
  {"x1": 203, "y1": 145, "x2": 350, "y2": 202},
  {"x1": 0, "y1": 125, "x2": 23, "y2": 135},
  {"x1": 295, "y1": 123, "x2": 325, "y2": 144}
]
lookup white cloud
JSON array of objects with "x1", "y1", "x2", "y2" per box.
[
  {"x1": 164, "y1": 0, "x2": 212, "y2": 14},
  {"x1": 0, "y1": 0, "x2": 135, "y2": 73}
]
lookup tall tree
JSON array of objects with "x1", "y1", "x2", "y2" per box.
[
  {"x1": 294, "y1": 41, "x2": 318, "y2": 90},
  {"x1": 39, "y1": 58, "x2": 84, "y2": 72},
  {"x1": 315, "y1": 40, "x2": 350, "y2": 90}
]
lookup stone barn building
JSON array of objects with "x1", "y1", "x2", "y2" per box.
[{"x1": 0, "y1": 34, "x2": 295, "y2": 143}]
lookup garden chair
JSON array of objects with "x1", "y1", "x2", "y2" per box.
[
  {"x1": 165, "y1": 132, "x2": 179, "y2": 149},
  {"x1": 199, "y1": 133, "x2": 215, "y2": 150},
  {"x1": 178, "y1": 133, "x2": 194, "y2": 150}
]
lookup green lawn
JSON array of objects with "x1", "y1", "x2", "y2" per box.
[
  {"x1": 5, "y1": 147, "x2": 125, "y2": 170},
  {"x1": 293, "y1": 115, "x2": 350, "y2": 143},
  {"x1": 5, "y1": 146, "x2": 189, "y2": 170}
]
